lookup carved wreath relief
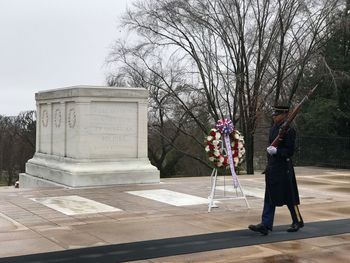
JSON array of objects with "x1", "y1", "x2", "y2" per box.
[
  {"x1": 54, "y1": 109, "x2": 62, "y2": 128},
  {"x1": 41, "y1": 109, "x2": 49, "y2": 127},
  {"x1": 68, "y1": 108, "x2": 76, "y2": 128}
]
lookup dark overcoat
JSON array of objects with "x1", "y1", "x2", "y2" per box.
[{"x1": 264, "y1": 122, "x2": 300, "y2": 206}]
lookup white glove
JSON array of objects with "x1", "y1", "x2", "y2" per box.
[{"x1": 267, "y1": 146, "x2": 277, "y2": 155}]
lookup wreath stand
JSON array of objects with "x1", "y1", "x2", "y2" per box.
[{"x1": 208, "y1": 168, "x2": 250, "y2": 212}]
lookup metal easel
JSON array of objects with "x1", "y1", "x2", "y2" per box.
[{"x1": 208, "y1": 166, "x2": 250, "y2": 212}]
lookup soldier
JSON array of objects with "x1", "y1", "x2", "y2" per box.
[{"x1": 248, "y1": 105, "x2": 304, "y2": 235}]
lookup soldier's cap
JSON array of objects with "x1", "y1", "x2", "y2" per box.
[{"x1": 272, "y1": 105, "x2": 289, "y2": 116}]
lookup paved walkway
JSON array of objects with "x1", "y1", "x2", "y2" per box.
[{"x1": 0, "y1": 166, "x2": 349, "y2": 262}]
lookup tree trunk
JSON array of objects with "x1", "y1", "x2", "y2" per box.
[
  {"x1": 245, "y1": 132, "x2": 254, "y2": 174},
  {"x1": 7, "y1": 169, "x2": 14, "y2": 186}
]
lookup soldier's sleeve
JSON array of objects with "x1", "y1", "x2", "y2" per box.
[{"x1": 276, "y1": 127, "x2": 296, "y2": 158}]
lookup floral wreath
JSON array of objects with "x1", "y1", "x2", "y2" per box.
[{"x1": 205, "y1": 127, "x2": 245, "y2": 169}]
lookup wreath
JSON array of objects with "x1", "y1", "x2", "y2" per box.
[{"x1": 205, "y1": 127, "x2": 245, "y2": 168}]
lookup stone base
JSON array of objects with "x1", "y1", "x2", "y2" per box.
[
  {"x1": 19, "y1": 173, "x2": 67, "y2": 188},
  {"x1": 19, "y1": 153, "x2": 160, "y2": 188}
]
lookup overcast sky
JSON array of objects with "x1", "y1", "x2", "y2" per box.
[{"x1": 0, "y1": 0, "x2": 129, "y2": 116}]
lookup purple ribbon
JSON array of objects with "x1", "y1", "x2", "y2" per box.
[
  {"x1": 215, "y1": 119, "x2": 238, "y2": 188},
  {"x1": 224, "y1": 135, "x2": 238, "y2": 188}
]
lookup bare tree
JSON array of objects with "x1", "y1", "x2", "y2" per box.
[
  {"x1": 107, "y1": 42, "x2": 212, "y2": 176},
  {"x1": 0, "y1": 111, "x2": 35, "y2": 185},
  {"x1": 108, "y1": 0, "x2": 342, "y2": 174}
]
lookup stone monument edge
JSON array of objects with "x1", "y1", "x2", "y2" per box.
[{"x1": 35, "y1": 86, "x2": 149, "y2": 101}]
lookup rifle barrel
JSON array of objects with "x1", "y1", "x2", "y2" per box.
[{"x1": 270, "y1": 83, "x2": 319, "y2": 147}]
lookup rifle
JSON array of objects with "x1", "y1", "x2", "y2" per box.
[{"x1": 270, "y1": 84, "x2": 319, "y2": 147}]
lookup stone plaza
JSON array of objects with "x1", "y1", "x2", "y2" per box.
[{"x1": 0, "y1": 166, "x2": 349, "y2": 262}]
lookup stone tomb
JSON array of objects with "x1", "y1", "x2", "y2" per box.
[{"x1": 20, "y1": 86, "x2": 160, "y2": 187}]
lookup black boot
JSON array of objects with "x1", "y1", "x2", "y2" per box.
[
  {"x1": 287, "y1": 221, "x2": 304, "y2": 232},
  {"x1": 248, "y1": 223, "x2": 269, "y2": 235}
]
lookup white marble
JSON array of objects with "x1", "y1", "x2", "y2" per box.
[
  {"x1": 30, "y1": 195, "x2": 121, "y2": 215},
  {"x1": 20, "y1": 86, "x2": 160, "y2": 187},
  {"x1": 52, "y1": 102, "x2": 65, "y2": 156},
  {"x1": 127, "y1": 189, "x2": 209, "y2": 206},
  {"x1": 87, "y1": 101, "x2": 138, "y2": 158},
  {"x1": 216, "y1": 185, "x2": 265, "y2": 198}
]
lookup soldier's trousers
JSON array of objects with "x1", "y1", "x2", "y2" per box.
[{"x1": 261, "y1": 201, "x2": 303, "y2": 230}]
